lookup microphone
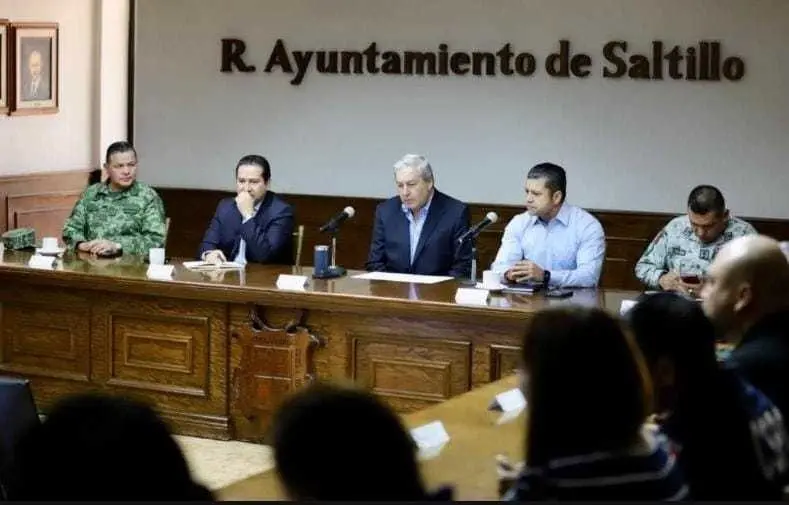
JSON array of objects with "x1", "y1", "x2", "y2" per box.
[
  {"x1": 319, "y1": 206, "x2": 356, "y2": 233},
  {"x1": 457, "y1": 211, "x2": 498, "y2": 244}
]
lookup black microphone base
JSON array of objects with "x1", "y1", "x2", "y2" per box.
[{"x1": 312, "y1": 266, "x2": 347, "y2": 279}]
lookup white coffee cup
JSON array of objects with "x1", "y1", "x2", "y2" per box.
[
  {"x1": 41, "y1": 237, "x2": 58, "y2": 251},
  {"x1": 482, "y1": 270, "x2": 501, "y2": 289},
  {"x1": 149, "y1": 248, "x2": 166, "y2": 265}
]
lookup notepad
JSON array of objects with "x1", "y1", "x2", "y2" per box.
[{"x1": 182, "y1": 261, "x2": 245, "y2": 270}]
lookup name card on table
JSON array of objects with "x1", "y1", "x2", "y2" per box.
[
  {"x1": 276, "y1": 274, "x2": 308, "y2": 291},
  {"x1": 489, "y1": 388, "x2": 527, "y2": 413},
  {"x1": 620, "y1": 299, "x2": 637, "y2": 315},
  {"x1": 489, "y1": 388, "x2": 527, "y2": 425},
  {"x1": 146, "y1": 264, "x2": 175, "y2": 280},
  {"x1": 28, "y1": 254, "x2": 56, "y2": 270},
  {"x1": 410, "y1": 420, "x2": 450, "y2": 461},
  {"x1": 455, "y1": 287, "x2": 489, "y2": 306}
]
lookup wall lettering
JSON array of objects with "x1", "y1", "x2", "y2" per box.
[{"x1": 219, "y1": 38, "x2": 746, "y2": 85}]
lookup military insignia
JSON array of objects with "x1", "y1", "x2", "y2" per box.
[
  {"x1": 699, "y1": 248, "x2": 713, "y2": 261},
  {"x1": 670, "y1": 246, "x2": 686, "y2": 257}
]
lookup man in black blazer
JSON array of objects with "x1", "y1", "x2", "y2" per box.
[
  {"x1": 366, "y1": 154, "x2": 472, "y2": 278},
  {"x1": 198, "y1": 155, "x2": 294, "y2": 265}
]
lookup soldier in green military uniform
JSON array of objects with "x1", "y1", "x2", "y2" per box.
[
  {"x1": 62, "y1": 141, "x2": 166, "y2": 256},
  {"x1": 635, "y1": 185, "x2": 757, "y2": 295}
]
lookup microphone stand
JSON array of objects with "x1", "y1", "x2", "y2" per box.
[
  {"x1": 314, "y1": 226, "x2": 347, "y2": 279},
  {"x1": 458, "y1": 235, "x2": 478, "y2": 286}
]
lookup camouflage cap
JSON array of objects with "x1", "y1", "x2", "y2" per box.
[{"x1": 1, "y1": 228, "x2": 36, "y2": 250}]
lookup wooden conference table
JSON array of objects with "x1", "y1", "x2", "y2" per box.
[
  {"x1": 219, "y1": 373, "x2": 524, "y2": 501},
  {"x1": 0, "y1": 248, "x2": 638, "y2": 441}
]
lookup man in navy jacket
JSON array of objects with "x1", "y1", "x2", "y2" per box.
[
  {"x1": 198, "y1": 154, "x2": 294, "y2": 265},
  {"x1": 366, "y1": 154, "x2": 472, "y2": 278}
]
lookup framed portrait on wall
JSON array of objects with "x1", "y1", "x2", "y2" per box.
[
  {"x1": 10, "y1": 22, "x2": 59, "y2": 116},
  {"x1": 0, "y1": 20, "x2": 8, "y2": 114}
]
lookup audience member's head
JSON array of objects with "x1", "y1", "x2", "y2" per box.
[
  {"x1": 701, "y1": 234, "x2": 789, "y2": 342},
  {"x1": 628, "y1": 292, "x2": 719, "y2": 416},
  {"x1": 271, "y1": 381, "x2": 441, "y2": 501},
  {"x1": 686, "y1": 185, "x2": 728, "y2": 244},
  {"x1": 8, "y1": 393, "x2": 213, "y2": 501},
  {"x1": 520, "y1": 306, "x2": 651, "y2": 466}
]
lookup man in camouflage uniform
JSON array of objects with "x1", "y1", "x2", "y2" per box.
[
  {"x1": 62, "y1": 141, "x2": 166, "y2": 256},
  {"x1": 635, "y1": 185, "x2": 756, "y2": 295}
]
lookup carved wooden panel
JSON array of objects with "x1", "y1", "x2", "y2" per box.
[
  {"x1": 489, "y1": 344, "x2": 521, "y2": 382},
  {"x1": 230, "y1": 306, "x2": 319, "y2": 442},
  {"x1": 350, "y1": 333, "x2": 471, "y2": 413},
  {"x1": 0, "y1": 300, "x2": 91, "y2": 382},
  {"x1": 105, "y1": 313, "x2": 210, "y2": 397},
  {"x1": 89, "y1": 295, "x2": 230, "y2": 438}
]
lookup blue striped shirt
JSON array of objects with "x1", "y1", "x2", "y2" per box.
[
  {"x1": 401, "y1": 194, "x2": 433, "y2": 265},
  {"x1": 502, "y1": 430, "x2": 688, "y2": 501}
]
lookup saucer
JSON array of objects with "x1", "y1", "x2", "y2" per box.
[
  {"x1": 35, "y1": 247, "x2": 65, "y2": 256},
  {"x1": 475, "y1": 282, "x2": 504, "y2": 293}
]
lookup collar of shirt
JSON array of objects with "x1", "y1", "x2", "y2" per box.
[
  {"x1": 530, "y1": 202, "x2": 570, "y2": 227},
  {"x1": 401, "y1": 191, "x2": 434, "y2": 220},
  {"x1": 97, "y1": 180, "x2": 139, "y2": 198}
]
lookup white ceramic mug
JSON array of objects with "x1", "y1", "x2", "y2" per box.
[
  {"x1": 149, "y1": 248, "x2": 166, "y2": 265},
  {"x1": 482, "y1": 270, "x2": 501, "y2": 289},
  {"x1": 41, "y1": 237, "x2": 58, "y2": 251}
]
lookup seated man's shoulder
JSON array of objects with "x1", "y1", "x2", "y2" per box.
[
  {"x1": 728, "y1": 215, "x2": 758, "y2": 235},
  {"x1": 267, "y1": 191, "x2": 293, "y2": 213},
  {"x1": 132, "y1": 181, "x2": 163, "y2": 201},
  {"x1": 377, "y1": 195, "x2": 402, "y2": 213}
]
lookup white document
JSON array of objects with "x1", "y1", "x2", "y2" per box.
[
  {"x1": 182, "y1": 260, "x2": 245, "y2": 271},
  {"x1": 352, "y1": 271, "x2": 453, "y2": 284}
]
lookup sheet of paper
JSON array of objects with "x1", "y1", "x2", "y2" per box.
[
  {"x1": 182, "y1": 261, "x2": 245, "y2": 270},
  {"x1": 352, "y1": 271, "x2": 453, "y2": 284}
]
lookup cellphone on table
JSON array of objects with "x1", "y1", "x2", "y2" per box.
[{"x1": 545, "y1": 289, "x2": 573, "y2": 299}]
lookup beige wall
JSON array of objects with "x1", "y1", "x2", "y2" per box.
[{"x1": 0, "y1": 0, "x2": 129, "y2": 175}]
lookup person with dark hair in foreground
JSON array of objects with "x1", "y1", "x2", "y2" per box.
[
  {"x1": 629, "y1": 292, "x2": 789, "y2": 499},
  {"x1": 500, "y1": 306, "x2": 687, "y2": 500},
  {"x1": 6, "y1": 394, "x2": 213, "y2": 501},
  {"x1": 271, "y1": 382, "x2": 452, "y2": 501},
  {"x1": 635, "y1": 184, "x2": 756, "y2": 294}
]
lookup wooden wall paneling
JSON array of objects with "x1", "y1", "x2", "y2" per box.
[
  {"x1": 0, "y1": 169, "x2": 91, "y2": 234},
  {"x1": 13, "y1": 206, "x2": 76, "y2": 243},
  {"x1": 155, "y1": 188, "x2": 789, "y2": 291}
]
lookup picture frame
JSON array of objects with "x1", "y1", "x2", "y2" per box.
[
  {"x1": 0, "y1": 20, "x2": 8, "y2": 114},
  {"x1": 10, "y1": 22, "x2": 58, "y2": 116}
]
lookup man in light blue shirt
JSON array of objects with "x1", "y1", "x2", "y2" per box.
[{"x1": 491, "y1": 162, "x2": 606, "y2": 288}]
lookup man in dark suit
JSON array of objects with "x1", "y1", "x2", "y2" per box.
[
  {"x1": 198, "y1": 154, "x2": 294, "y2": 265},
  {"x1": 366, "y1": 154, "x2": 472, "y2": 278}
]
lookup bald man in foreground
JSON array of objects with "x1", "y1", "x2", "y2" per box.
[{"x1": 701, "y1": 235, "x2": 789, "y2": 418}]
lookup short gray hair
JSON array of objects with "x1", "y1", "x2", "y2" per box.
[{"x1": 393, "y1": 154, "x2": 434, "y2": 183}]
